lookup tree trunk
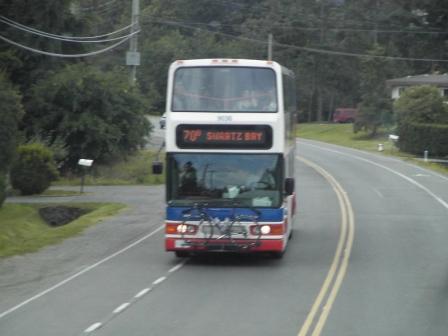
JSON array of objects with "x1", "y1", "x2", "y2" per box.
[
  {"x1": 327, "y1": 92, "x2": 335, "y2": 122},
  {"x1": 317, "y1": 88, "x2": 323, "y2": 122}
]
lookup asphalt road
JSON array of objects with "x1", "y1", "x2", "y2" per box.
[{"x1": 1, "y1": 139, "x2": 447, "y2": 336}]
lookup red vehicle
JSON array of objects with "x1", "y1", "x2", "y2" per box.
[{"x1": 333, "y1": 108, "x2": 357, "y2": 123}]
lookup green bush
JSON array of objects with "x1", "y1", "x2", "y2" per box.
[
  {"x1": 394, "y1": 85, "x2": 448, "y2": 124},
  {"x1": 10, "y1": 143, "x2": 59, "y2": 195},
  {"x1": 0, "y1": 174, "x2": 6, "y2": 207},
  {"x1": 397, "y1": 122, "x2": 448, "y2": 156}
]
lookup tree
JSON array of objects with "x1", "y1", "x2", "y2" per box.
[
  {"x1": 354, "y1": 45, "x2": 393, "y2": 136},
  {"x1": 0, "y1": 72, "x2": 24, "y2": 173},
  {"x1": 0, "y1": 72, "x2": 24, "y2": 207},
  {"x1": 0, "y1": 0, "x2": 84, "y2": 91},
  {"x1": 23, "y1": 64, "x2": 151, "y2": 170}
]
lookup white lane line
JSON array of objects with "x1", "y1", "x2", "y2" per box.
[
  {"x1": 0, "y1": 225, "x2": 164, "y2": 320},
  {"x1": 298, "y1": 139, "x2": 448, "y2": 183},
  {"x1": 113, "y1": 303, "x2": 130, "y2": 314},
  {"x1": 302, "y1": 142, "x2": 448, "y2": 210},
  {"x1": 84, "y1": 322, "x2": 102, "y2": 333},
  {"x1": 134, "y1": 287, "x2": 151, "y2": 298},
  {"x1": 414, "y1": 174, "x2": 430, "y2": 177},
  {"x1": 153, "y1": 276, "x2": 166, "y2": 286},
  {"x1": 373, "y1": 188, "x2": 384, "y2": 198},
  {"x1": 168, "y1": 262, "x2": 186, "y2": 273},
  {"x1": 79, "y1": 260, "x2": 189, "y2": 334}
]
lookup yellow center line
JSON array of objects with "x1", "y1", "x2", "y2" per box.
[{"x1": 296, "y1": 156, "x2": 355, "y2": 336}]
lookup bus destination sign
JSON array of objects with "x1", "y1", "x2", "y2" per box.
[{"x1": 176, "y1": 124, "x2": 273, "y2": 149}]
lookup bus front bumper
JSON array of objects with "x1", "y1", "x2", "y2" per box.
[{"x1": 166, "y1": 237, "x2": 284, "y2": 253}]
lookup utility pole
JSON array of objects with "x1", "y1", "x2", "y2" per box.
[
  {"x1": 373, "y1": 0, "x2": 379, "y2": 45},
  {"x1": 268, "y1": 33, "x2": 273, "y2": 61},
  {"x1": 127, "y1": 0, "x2": 140, "y2": 85}
]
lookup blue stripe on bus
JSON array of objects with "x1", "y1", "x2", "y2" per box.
[{"x1": 166, "y1": 207, "x2": 284, "y2": 222}]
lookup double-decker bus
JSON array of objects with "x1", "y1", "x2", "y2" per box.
[{"x1": 153, "y1": 59, "x2": 297, "y2": 258}]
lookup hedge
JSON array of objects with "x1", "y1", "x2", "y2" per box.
[{"x1": 397, "y1": 122, "x2": 448, "y2": 157}]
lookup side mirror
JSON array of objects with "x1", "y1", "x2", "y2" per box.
[
  {"x1": 284, "y1": 178, "x2": 295, "y2": 196},
  {"x1": 152, "y1": 161, "x2": 163, "y2": 175}
]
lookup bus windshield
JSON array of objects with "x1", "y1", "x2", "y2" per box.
[
  {"x1": 172, "y1": 67, "x2": 277, "y2": 112},
  {"x1": 167, "y1": 153, "x2": 283, "y2": 208}
]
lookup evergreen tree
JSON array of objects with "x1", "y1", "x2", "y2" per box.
[{"x1": 0, "y1": 72, "x2": 24, "y2": 206}]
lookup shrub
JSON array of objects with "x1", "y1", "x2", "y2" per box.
[
  {"x1": 397, "y1": 122, "x2": 448, "y2": 156},
  {"x1": 395, "y1": 85, "x2": 448, "y2": 156},
  {"x1": 10, "y1": 143, "x2": 59, "y2": 195},
  {"x1": 394, "y1": 85, "x2": 448, "y2": 124}
]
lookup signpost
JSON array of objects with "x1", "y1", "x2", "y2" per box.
[{"x1": 78, "y1": 159, "x2": 94, "y2": 194}]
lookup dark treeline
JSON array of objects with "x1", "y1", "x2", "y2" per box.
[{"x1": 1, "y1": 0, "x2": 447, "y2": 151}]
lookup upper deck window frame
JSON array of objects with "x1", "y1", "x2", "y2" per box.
[{"x1": 170, "y1": 66, "x2": 279, "y2": 113}]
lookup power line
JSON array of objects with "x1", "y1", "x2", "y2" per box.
[
  {"x1": 0, "y1": 33, "x2": 134, "y2": 58},
  {"x1": 78, "y1": 0, "x2": 119, "y2": 11},
  {"x1": 269, "y1": 25, "x2": 447, "y2": 35},
  {"x1": 0, "y1": 15, "x2": 136, "y2": 40},
  {"x1": 0, "y1": 17, "x2": 139, "y2": 43},
  {"x1": 141, "y1": 16, "x2": 448, "y2": 63},
  {"x1": 141, "y1": 14, "x2": 447, "y2": 36}
]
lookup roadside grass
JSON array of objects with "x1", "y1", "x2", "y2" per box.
[
  {"x1": 40, "y1": 189, "x2": 82, "y2": 197},
  {"x1": 54, "y1": 150, "x2": 165, "y2": 186},
  {"x1": 7, "y1": 189, "x2": 84, "y2": 197},
  {"x1": 0, "y1": 202, "x2": 126, "y2": 258},
  {"x1": 297, "y1": 123, "x2": 390, "y2": 151},
  {"x1": 297, "y1": 123, "x2": 448, "y2": 175}
]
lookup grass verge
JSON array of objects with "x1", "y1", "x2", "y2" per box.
[
  {"x1": 7, "y1": 189, "x2": 84, "y2": 197},
  {"x1": 297, "y1": 123, "x2": 448, "y2": 175},
  {"x1": 0, "y1": 202, "x2": 126, "y2": 258},
  {"x1": 54, "y1": 149, "x2": 165, "y2": 186},
  {"x1": 40, "y1": 189, "x2": 83, "y2": 197},
  {"x1": 297, "y1": 123, "x2": 390, "y2": 151}
]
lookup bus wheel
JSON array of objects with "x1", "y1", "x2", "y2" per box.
[{"x1": 175, "y1": 251, "x2": 190, "y2": 258}]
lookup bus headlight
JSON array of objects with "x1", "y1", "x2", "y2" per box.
[
  {"x1": 260, "y1": 225, "x2": 271, "y2": 234},
  {"x1": 250, "y1": 224, "x2": 283, "y2": 235},
  {"x1": 177, "y1": 224, "x2": 188, "y2": 233},
  {"x1": 176, "y1": 224, "x2": 197, "y2": 234}
]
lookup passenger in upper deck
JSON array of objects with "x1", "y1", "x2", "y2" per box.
[
  {"x1": 236, "y1": 90, "x2": 257, "y2": 110},
  {"x1": 254, "y1": 86, "x2": 277, "y2": 112},
  {"x1": 173, "y1": 81, "x2": 187, "y2": 110}
]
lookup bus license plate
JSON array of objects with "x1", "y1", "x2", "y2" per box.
[
  {"x1": 175, "y1": 240, "x2": 190, "y2": 248},
  {"x1": 202, "y1": 225, "x2": 246, "y2": 235}
]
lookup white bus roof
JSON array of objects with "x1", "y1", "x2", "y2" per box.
[
  {"x1": 171, "y1": 58, "x2": 279, "y2": 68},
  {"x1": 170, "y1": 59, "x2": 294, "y2": 78}
]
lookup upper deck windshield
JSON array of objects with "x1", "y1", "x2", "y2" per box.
[
  {"x1": 172, "y1": 67, "x2": 277, "y2": 112},
  {"x1": 167, "y1": 153, "x2": 283, "y2": 208}
]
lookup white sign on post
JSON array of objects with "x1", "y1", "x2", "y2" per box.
[{"x1": 78, "y1": 159, "x2": 94, "y2": 167}]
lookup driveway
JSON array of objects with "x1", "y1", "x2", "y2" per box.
[{"x1": 1, "y1": 185, "x2": 165, "y2": 313}]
